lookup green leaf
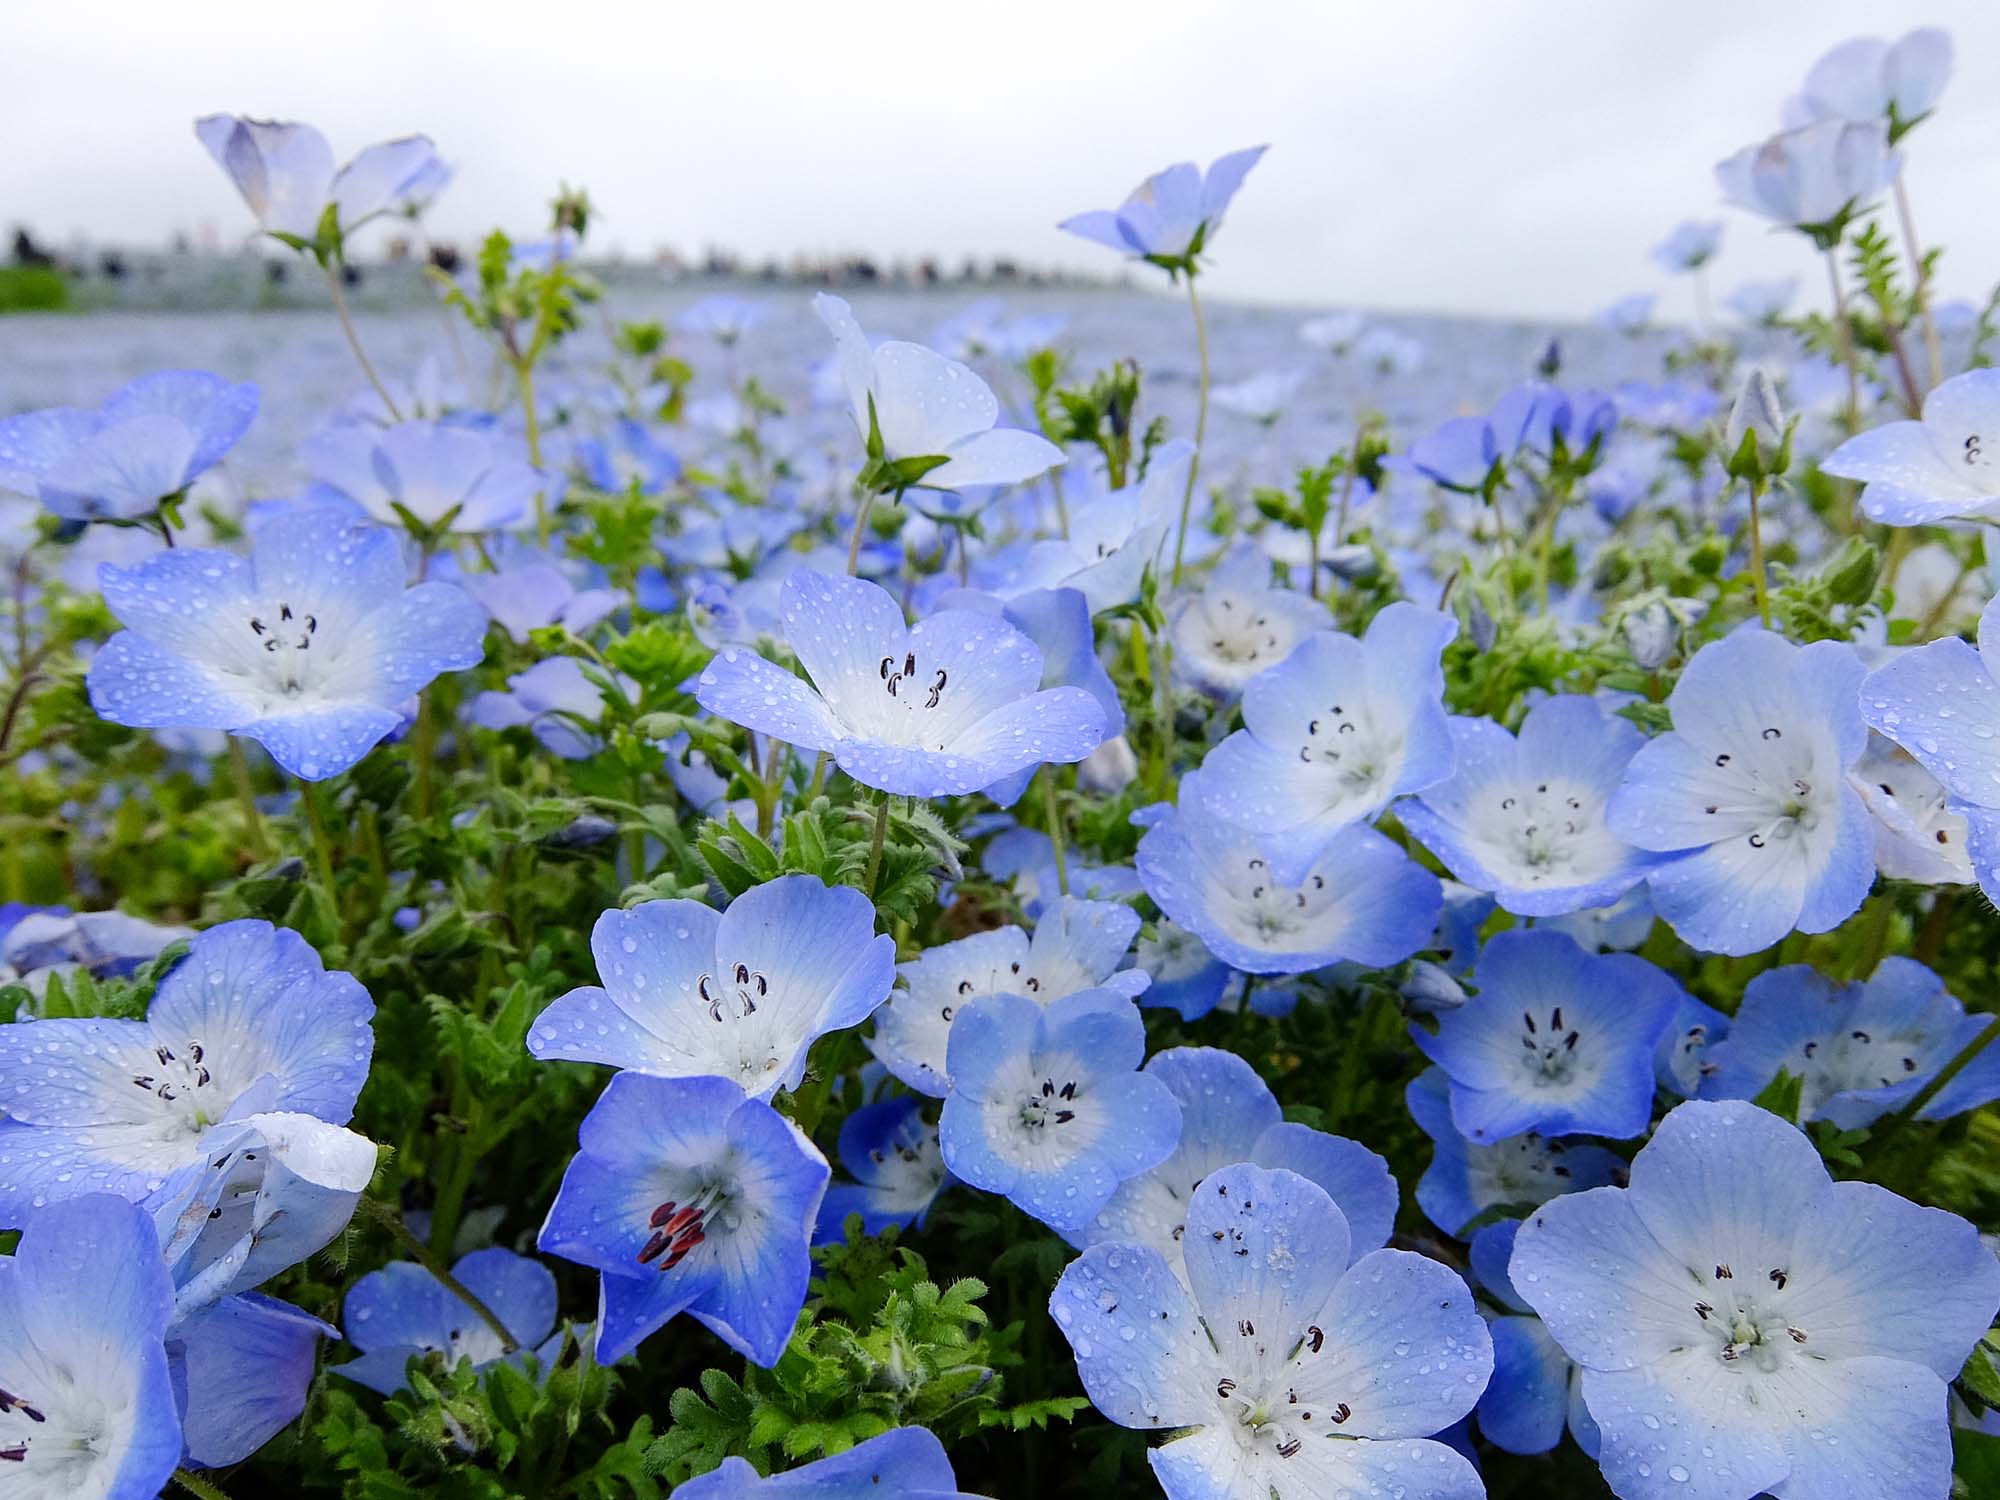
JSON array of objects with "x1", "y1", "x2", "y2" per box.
[{"x1": 1752, "y1": 1069, "x2": 1805, "y2": 1125}]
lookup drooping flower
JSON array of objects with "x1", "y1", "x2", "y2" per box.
[
  {"x1": 332, "y1": 1247, "x2": 563, "y2": 1396},
  {"x1": 538, "y1": 1073, "x2": 827, "y2": 1367},
  {"x1": 0, "y1": 371, "x2": 257, "y2": 523},
  {"x1": 1604, "y1": 628, "x2": 1873, "y2": 956},
  {"x1": 693, "y1": 570, "x2": 1108, "y2": 797},
  {"x1": 1398, "y1": 694, "x2": 1662, "y2": 916},
  {"x1": 0, "y1": 919, "x2": 373, "y2": 1220},
  {"x1": 1165, "y1": 547, "x2": 1328, "y2": 697},
  {"x1": 868, "y1": 895, "x2": 1147, "y2": 1097},
  {"x1": 938, "y1": 989, "x2": 1179, "y2": 1235},
  {"x1": 1713, "y1": 120, "x2": 1896, "y2": 242},
  {"x1": 0, "y1": 1194, "x2": 182, "y2": 1500},
  {"x1": 1468, "y1": 1218, "x2": 1600, "y2": 1458},
  {"x1": 814, "y1": 294, "x2": 1065, "y2": 494},
  {"x1": 195, "y1": 115, "x2": 443, "y2": 249},
  {"x1": 1411, "y1": 929, "x2": 1683, "y2": 1142},
  {"x1": 1050, "y1": 1163, "x2": 1490, "y2": 1500},
  {"x1": 527, "y1": 875, "x2": 894, "y2": 1101},
  {"x1": 1405, "y1": 1067, "x2": 1625, "y2": 1238},
  {"x1": 86, "y1": 507, "x2": 488, "y2": 780},
  {"x1": 1512, "y1": 1099, "x2": 2000, "y2": 1500},
  {"x1": 813, "y1": 1095, "x2": 951, "y2": 1245},
  {"x1": 1198, "y1": 603, "x2": 1457, "y2": 875},
  {"x1": 1134, "y1": 771, "x2": 1441, "y2": 976},
  {"x1": 1058, "y1": 147, "x2": 1268, "y2": 274},
  {"x1": 1073, "y1": 1047, "x2": 1397, "y2": 1281},
  {"x1": 169, "y1": 1293, "x2": 338, "y2": 1468},
  {"x1": 1700, "y1": 957, "x2": 2000, "y2": 1128},
  {"x1": 675, "y1": 1427, "x2": 983, "y2": 1500},
  {"x1": 1821, "y1": 368, "x2": 2000, "y2": 525}
]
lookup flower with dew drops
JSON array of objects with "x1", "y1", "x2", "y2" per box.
[
  {"x1": 675, "y1": 1427, "x2": 985, "y2": 1500},
  {"x1": 332, "y1": 1248, "x2": 564, "y2": 1396},
  {"x1": 195, "y1": 115, "x2": 443, "y2": 251},
  {"x1": 1821, "y1": 368, "x2": 2000, "y2": 525}
]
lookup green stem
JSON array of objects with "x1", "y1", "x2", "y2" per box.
[
  {"x1": 863, "y1": 797, "x2": 890, "y2": 896},
  {"x1": 846, "y1": 489, "x2": 878, "y2": 575},
  {"x1": 806, "y1": 750, "x2": 828, "y2": 801},
  {"x1": 325, "y1": 261, "x2": 403, "y2": 422},
  {"x1": 228, "y1": 739, "x2": 271, "y2": 859},
  {"x1": 413, "y1": 688, "x2": 439, "y2": 818},
  {"x1": 174, "y1": 1468, "x2": 235, "y2": 1500},
  {"x1": 354, "y1": 1193, "x2": 519, "y2": 1353},
  {"x1": 1041, "y1": 767, "x2": 1069, "y2": 897},
  {"x1": 1824, "y1": 247, "x2": 1861, "y2": 431},
  {"x1": 1892, "y1": 173, "x2": 1943, "y2": 390},
  {"x1": 1746, "y1": 481, "x2": 1771, "y2": 627},
  {"x1": 300, "y1": 779, "x2": 338, "y2": 894},
  {"x1": 1171, "y1": 274, "x2": 1211, "y2": 586},
  {"x1": 517, "y1": 359, "x2": 549, "y2": 547}
]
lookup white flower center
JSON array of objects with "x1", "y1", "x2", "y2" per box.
[{"x1": 1689, "y1": 1263, "x2": 1810, "y2": 1374}]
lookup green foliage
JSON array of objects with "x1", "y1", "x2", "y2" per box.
[{"x1": 0, "y1": 264, "x2": 70, "y2": 312}]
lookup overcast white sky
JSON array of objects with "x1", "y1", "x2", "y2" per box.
[{"x1": 4, "y1": 1, "x2": 1996, "y2": 319}]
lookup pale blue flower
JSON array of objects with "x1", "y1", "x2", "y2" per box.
[
  {"x1": 170, "y1": 1293, "x2": 337, "y2": 1468},
  {"x1": 332, "y1": 1247, "x2": 562, "y2": 1395},
  {"x1": 1468, "y1": 1218, "x2": 1600, "y2": 1458},
  {"x1": 1651, "y1": 220, "x2": 1723, "y2": 273},
  {"x1": 1059, "y1": 147, "x2": 1268, "y2": 271},
  {"x1": 195, "y1": 116, "x2": 442, "y2": 246},
  {"x1": 1822, "y1": 369, "x2": 2000, "y2": 525},
  {"x1": 676, "y1": 1427, "x2": 982, "y2": 1500},
  {"x1": 813, "y1": 1095, "x2": 951, "y2": 1245},
  {"x1": 1166, "y1": 546, "x2": 1328, "y2": 697},
  {"x1": 1714, "y1": 120, "x2": 1896, "y2": 240}
]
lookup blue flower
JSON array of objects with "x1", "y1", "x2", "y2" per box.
[
  {"x1": 451, "y1": 556, "x2": 622, "y2": 644},
  {"x1": 675, "y1": 1427, "x2": 981, "y2": 1499},
  {"x1": 332, "y1": 1247, "x2": 562, "y2": 1395},
  {"x1": 1198, "y1": 603, "x2": 1457, "y2": 874},
  {"x1": 1405, "y1": 415, "x2": 1500, "y2": 491},
  {"x1": 0, "y1": 919, "x2": 374, "y2": 1220},
  {"x1": 1861, "y1": 591, "x2": 2000, "y2": 897},
  {"x1": 694, "y1": 570, "x2": 1108, "y2": 797},
  {"x1": 538, "y1": 1073, "x2": 827, "y2": 1367},
  {"x1": 1405, "y1": 1067, "x2": 1625, "y2": 1238},
  {"x1": 0, "y1": 1194, "x2": 182, "y2": 1498},
  {"x1": 1700, "y1": 957, "x2": 2000, "y2": 1127},
  {"x1": 676, "y1": 295, "x2": 768, "y2": 346},
  {"x1": 0, "y1": 370, "x2": 257, "y2": 522},
  {"x1": 813, "y1": 1095, "x2": 951, "y2": 1245},
  {"x1": 815, "y1": 294, "x2": 1065, "y2": 493},
  {"x1": 195, "y1": 115, "x2": 442, "y2": 245},
  {"x1": 1130, "y1": 919, "x2": 1232, "y2": 1022},
  {"x1": 1165, "y1": 547, "x2": 1328, "y2": 697},
  {"x1": 303, "y1": 421, "x2": 545, "y2": 534},
  {"x1": 1074, "y1": 1047, "x2": 1397, "y2": 1280},
  {"x1": 1605, "y1": 628, "x2": 1873, "y2": 956},
  {"x1": 1656, "y1": 992, "x2": 1731, "y2": 1098},
  {"x1": 576, "y1": 418, "x2": 681, "y2": 496},
  {"x1": 527, "y1": 875, "x2": 895, "y2": 1101},
  {"x1": 1399, "y1": 695, "x2": 1663, "y2": 916},
  {"x1": 86, "y1": 507, "x2": 488, "y2": 780},
  {"x1": 1512, "y1": 1099, "x2": 2000, "y2": 1500},
  {"x1": 1050, "y1": 1162, "x2": 1489, "y2": 1500},
  {"x1": 1009, "y1": 443, "x2": 1192, "y2": 610},
  {"x1": 171, "y1": 1293, "x2": 337, "y2": 1468},
  {"x1": 1651, "y1": 220, "x2": 1723, "y2": 273},
  {"x1": 1714, "y1": 120, "x2": 1896, "y2": 240},
  {"x1": 1412, "y1": 929, "x2": 1682, "y2": 1142},
  {"x1": 1467, "y1": 1218, "x2": 1600, "y2": 1458},
  {"x1": 868, "y1": 895, "x2": 1147, "y2": 1098},
  {"x1": 467, "y1": 656, "x2": 632, "y2": 760},
  {"x1": 1134, "y1": 771, "x2": 1441, "y2": 976},
  {"x1": 1059, "y1": 147, "x2": 1268, "y2": 272},
  {"x1": 938, "y1": 989, "x2": 1179, "y2": 1235},
  {"x1": 1822, "y1": 369, "x2": 2000, "y2": 525}
]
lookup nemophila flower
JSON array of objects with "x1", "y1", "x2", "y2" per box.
[
  {"x1": 527, "y1": 875, "x2": 894, "y2": 1100},
  {"x1": 452, "y1": 558, "x2": 621, "y2": 644},
  {"x1": 1011, "y1": 441, "x2": 1194, "y2": 610},
  {"x1": 1354, "y1": 324, "x2": 1425, "y2": 375},
  {"x1": 0, "y1": 1194, "x2": 181, "y2": 1500},
  {"x1": 1725, "y1": 277, "x2": 1800, "y2": 325},
  {"x1": 1406, "y1": 1067, "x2": 1625, "y2": 1238},
  {"x1": 1131, "y1": 918, "x2": 1231, "y2": 1022},
  {"x1": 1059, "y1": 146, "x2": 1267, "y2": 274},
  {"x1": 0, "y1": 908, "x2": 194, "y2": 993},
  {"x1": 1397, "y1": 694, "x2": 1661, "y2": 916},
  {"x1": 814, "y1": 294, "x2": 1065, "y2": 494},
  {"x1": 1656, "y1": 993, "x2": 1731, "y2": 1098},
  {"x1": 1051, "y1": 1162, "x2": 1489, "y2": 1500},
  {"x1": 1596, "y1": 294, "x2": 1654, "y2": 336},
  {"x1": 1821, "y1": 369, "x2": 2000, "y2": 525},
  {"x1": 1468, "y1": 1218, "x2": 1600, "y2": 1459},
  {"x1": 170, "y1": 1292, "x2": 336, "y2": 1468},
  {"x1": 1197, "y1": 603, "x2": 1457, "y2": 876},
  {"x1": 1166, "y1": 547, "x2": 1327, "y2": 697},
  {"x1": 868, "y1": 895, "x2": 1146, "y2": 1097},
  {"x1": 1135, "y1": 771, "x2": 1441, "y2": 976},
  {"x1": 1714, "y1": 120, "x2": 1895, "y2": 242},
  {"x1": 468, "y1": 656, "x2": 631, "y2": 760},
  {"x1": 1211, "y1": 368, "x2": 1308, "y2": 426},
  {"x1": 814, "y1": 1095, "x2": 950, "y2": 1244},
  {"x1": 1412, "y1": 929, "x2": 1682, "y2": 1142},
  {"x1": 1604, "y1": 628, "x2": 1872, "y2": 956},
  {"x1": 538, "y1": 1072, "x2": 827, "y2": 1367},
  {"x1": 938, "y1": 989, "x2": 1179, "y2": 1234},
  {"x1": 1701, "y1": 958, "x2": 2000, "y2": 1128},
  {"x1": 980, "y1": 826, "x2": 1147, "y2": 915},
  {"x1": 693, "y1": 569, "x2": 1108, "y2": 797},
  {"x1": 1405, "y1": 415, "x2": 1501, "y2": 491},
  {"x1": 0, "y1": 919, "x2": 373, "y2": 1219},
  {"x1": 0, "y1": 371, "x2": 257, "y2": 522},
  {"x1": 1512, "y1": 1099, "x2": 2000, "y2": 1500},
  {"x1": 1796, "y1": 28, "x2": 1953, "y2": 133},
  {"x1": 195, "y1": 115, "x2": 441, "y2": 249},
  {"x1": 676, "y1": 1427, "x2": 981, "y2": 1500},
  {"x1": 333, "y1": 1247, "x2": 562, "y2": 1396},
  {"x1": 302, "y1": 421, "x2": 544, "y2": 535},
  {"x1": 1298, "y1": 311, "x2": 1367, "y2": 356},
  {"x1": 1076, "y1": 1047, "x2": 1397, "y2": 1281},
  {"x1": 576, "y1": 418, "x2": 680, "y2": 496},
  {"x1": 86, "y1": 507, "x2": 488, "y2": 781},
  {"x1": 676, "y1": 294, "x2": 767, "y2": 346},
  {"x1": 1651, "y1": 220, "x2": 1722, "y2": 274},
  {"x1": 1851, "y1": 734, "x2": 1969, "y2": 884}
]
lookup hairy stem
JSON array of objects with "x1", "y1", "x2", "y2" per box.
[
  {"x1": 1171, "y1": 274, "x2": 1211, "y2": 585},
  {"x1": 354, "y1": 1193, "x2": 519, "y2": 1353}
]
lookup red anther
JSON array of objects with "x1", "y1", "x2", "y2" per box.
[
  {"x1": 637, "y1": 1230, "x2": 671, "y2": 1264},
  {"x1": 661, "y1": 1205, "x2": 703, "y2": 1237},
  {"x1": 648, "y1": 1201, "x2": 678, "y2": 1228},
  {"x1": 659, "y1": 1228, "x2": 707, "y2": 1271}
]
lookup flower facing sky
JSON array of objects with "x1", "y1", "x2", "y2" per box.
[
  {"x1": 195, "y1": 115, "x2": 444, "y2": 248},
  {"x1": 86, "y1": 508, "x2": 488, "y2": 780},
  {"x1": 694, "y1": 570, "x2": 1109, "y2": 796},
  {"x1": 1059, "y1": 147, "x2": 1268, "y2": 274}
]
